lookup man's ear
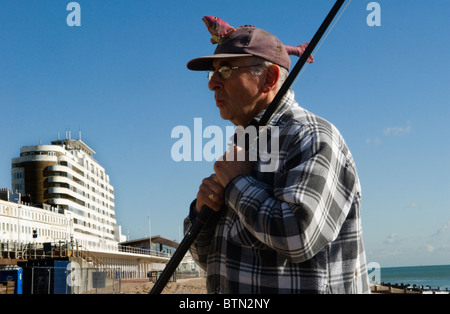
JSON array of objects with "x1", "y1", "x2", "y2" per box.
[{"x1": 262, "y1": 65, "x2": 281, "y2": 93}]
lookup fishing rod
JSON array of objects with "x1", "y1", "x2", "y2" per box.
[{"x1": 149, "y1": 0, "x2": 347, "y2": 295}]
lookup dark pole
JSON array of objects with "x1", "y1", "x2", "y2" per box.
[
  {"x1": 258, "y1": 0, "x2": 346, "y2": 127},
  {"x1": 149, "y1": 0, "x2": 346, "y2": 295},
  {"x1": 149, "y1": 207, "x2": 213, "y2": 294}
]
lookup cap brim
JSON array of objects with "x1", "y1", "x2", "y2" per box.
[{"x1": 187, "y1": 53, "x2": 253, "y2": 71}]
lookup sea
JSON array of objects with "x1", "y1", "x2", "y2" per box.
[{"x1": 377, "y1": 264, "x2": 450, "y2": 290}]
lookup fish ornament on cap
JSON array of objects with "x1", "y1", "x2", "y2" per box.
[
  {"x1": 202, "y1": 16, "x2": 314, "y2": 63},
  {"x1": 202, "y1": 16, "x2": 237, "y2": 45}
]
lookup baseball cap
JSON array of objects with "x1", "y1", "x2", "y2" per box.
[{"x1": 187, "y1": 26, "x2": 291, "y2": 71}]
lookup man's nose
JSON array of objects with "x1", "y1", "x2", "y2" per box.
[{"x1": 208, "y1": 72, "x2": 222, "y2": 91}]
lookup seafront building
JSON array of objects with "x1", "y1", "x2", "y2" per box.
[
  {"x1": 0, "y1": 190, "x2": 70, "y2": 244},
  {"x1": 10, "y1": 137, "x2": 122, "y2": 250},
  {"x1": 0, "y1": 136, "x2": 191, "y2": 292}
]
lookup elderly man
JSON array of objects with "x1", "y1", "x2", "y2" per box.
[{"x1": 184, "y1": 20, "x2": 370, "y2": 294}]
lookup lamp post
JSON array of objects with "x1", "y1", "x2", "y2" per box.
[{"x1": 148, "y1": 215, "x2": 152, "y2": 255}]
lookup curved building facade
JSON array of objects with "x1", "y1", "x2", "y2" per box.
[{"x1": 11, "y1": 138, "x2": 121, "y2": 251}]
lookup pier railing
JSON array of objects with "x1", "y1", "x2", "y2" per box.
[
  {"x1": 0, "y1": 240, "x2": 170, "y2": 261},
  {"x1": 117, "y1": 244, "x2": 170, "y2": 257}
]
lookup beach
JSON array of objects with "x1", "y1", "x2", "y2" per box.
[
  {"x1": 120, "y1": 278, "x2": 449, "y2": 294},
  {"x1": 121, "y1": 277, "x2": 207, "y2": 294},
  {"x1": 120, "y1": 278, "x2": 383, "y2": 294}
]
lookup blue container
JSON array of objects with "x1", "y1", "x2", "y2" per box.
[
  {"x1": 53, "y1": 260, "x2": 70, "y2": 294},
  {"x1": 0, "y1": 267, "x2": 23, "y2": 294}
]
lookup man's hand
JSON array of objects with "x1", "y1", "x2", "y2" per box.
[
  {"x1": 214, "y1": 145, "x2": 253, "y2": 189},
  {"x1": 196, "y1": 146, "x2": 253, "y2": 214},
  {"x1": 195, "y1": 174, "x2": 224, "y2": 213}
]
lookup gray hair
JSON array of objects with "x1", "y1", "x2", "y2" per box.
[{"x1": 247, "y1": 57, "x2": 289, "y2": 90}]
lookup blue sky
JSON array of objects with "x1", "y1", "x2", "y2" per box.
[{"x1": 0, "y1": 0, "x2": 449, "y2": 268}]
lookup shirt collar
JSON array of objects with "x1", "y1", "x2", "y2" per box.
[{"x1": 246, "y1": 89, "x2": 295, "y2": 128}]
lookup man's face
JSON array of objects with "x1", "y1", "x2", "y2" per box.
[{"x1": 208, "y1": 57, "x2": 266, "y2": 126}]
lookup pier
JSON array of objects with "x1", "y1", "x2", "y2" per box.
[
  {"x1": 1, "y1": 239, "x2": 171, "y2": 274},
  {"x1": 371, "y1": 282, "x2": 449, "y2": 294}
]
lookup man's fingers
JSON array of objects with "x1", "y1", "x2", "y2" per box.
[
  {"x1": 197, "y1": 192, "x2": 222, "y2": 212},
  {"x1": 196, "y1": 175, "x2": 224, "y2": 213}
]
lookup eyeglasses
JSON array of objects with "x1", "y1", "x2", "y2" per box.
[{"x1": 207, "y1": 64, "x2": 262, "y2": 81}]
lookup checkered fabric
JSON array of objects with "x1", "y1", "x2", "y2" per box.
[{"x1": 185, "y1": 89, "x2": 370, "y2": 294}]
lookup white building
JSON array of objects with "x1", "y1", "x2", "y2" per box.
[
  {"x1": 9, "y1": 137, "x2": 125, "y2": 251},
  {"x1": 0, "y1": 137, "x2": 184, "y2": 282},
  {"x1": 0, "y1": 196, "x2": 69, "y2": 243}
]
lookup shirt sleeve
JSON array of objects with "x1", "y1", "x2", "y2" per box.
[{"x1": 224, "y1": 122, "x2": 359, "y2": 263}]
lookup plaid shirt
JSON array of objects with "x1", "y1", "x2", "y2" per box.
[{"x1": 185, "y1": 90, "x2": 370, "y2": 294}]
